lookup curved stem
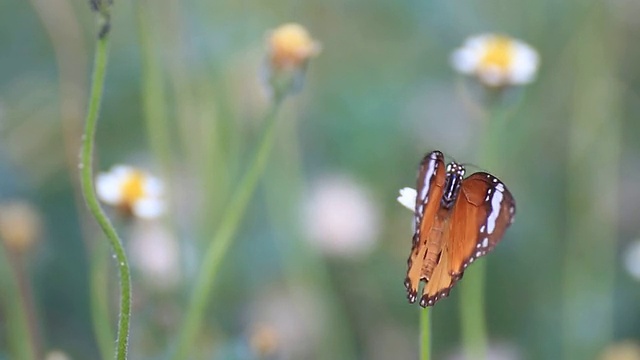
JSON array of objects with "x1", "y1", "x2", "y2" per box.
[
  {"x1": 420, "y1": 307, "x2": 431, "y2": 360},
  {"x1": 80, "y1": 13, "x2": 132, "y2": 360},
  {"x1": 171, "y1": 92, "x2": 286, "y2": 360}
]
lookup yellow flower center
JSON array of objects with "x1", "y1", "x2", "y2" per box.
[
  {"x1": 479, "y1": 36, "x2": 516, "y2": 71},
  {"x1": 122, "y1": 171, "x2": 146, "y2": 205}
]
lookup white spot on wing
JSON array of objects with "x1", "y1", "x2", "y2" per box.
[
  {"x1": 486, "y1": 185, "x2": 504, "y2": 234},
  {"x1": 418, "y1": 154, "x2": 437, "y2": 202}
]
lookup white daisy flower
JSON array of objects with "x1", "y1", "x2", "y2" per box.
[
  {"x1": 451, "y1": 33, "x2": 540, "y2": 87},
  {"x1": 96, "y1": 165, "x2": 165, "y2": 219},
  {"x1": 397, "y1": 187, "x2": 417, "y2": 211}
]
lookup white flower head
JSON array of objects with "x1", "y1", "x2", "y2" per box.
[
  {"x1": 624, "y1": 240, "x2": 640, "y2": 281},
  {"x1": 302, "y1": 175, "x2": 380, "y2": 258},
  {"x1": 451, "y1": 33, "x2": 539, "y2": 87},
  {"x1": 96, "y1": 165, "x2": 165, "y2": 219},
  {"x1": 397, "y1": 187, "x2": 417, "y2": 212}
]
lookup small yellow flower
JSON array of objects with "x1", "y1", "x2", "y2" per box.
[
  {"x1": 0, "y1": 201, "x2": 41, "y2": 254},
  {"x1": 96, "y1": 165, "x2": 165, "y2": 219},
  {"x1": 451, "y1": 33, "x2": 539, "y2": 87},
  {"x1": 268, "y1": 23, "x2": 321, "y2": 71}
]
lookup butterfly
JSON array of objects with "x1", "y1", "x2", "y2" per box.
[{"x1": 403, "y1": 150, "x2": 516, "y2": 307}]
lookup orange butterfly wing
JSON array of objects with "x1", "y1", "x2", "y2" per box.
[
  {"x1": 420, "y1": 172, "x2": 516, "y2": 307},
  {"x1": 404, "y1": 151, "x2": 447, "y2": 303}
]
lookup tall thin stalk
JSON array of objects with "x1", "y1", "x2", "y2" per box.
[
  {"x1": 262, "y1": 114, "x2": 358, "y2": 359},
  {"x1": 135, "y1": 0, "x2": 172, "y2": 173},
  {"x1": 171, "y1": 89, "x2": 288, "y2": 360},
  {"x1": 562, "y1": 8, "x2": 621, "y2": 359},
  {"x1": 460, "y1": 260, "x2": 487, "y2": 360},
  {"x1": 80, "y1": 3, "x2": 132, "y2": 359},
  {"x1": 460, "y1": 99, "x2": 510, "y2": 360},
  {"x1": 90, "y1": 239, "x2": 114, "y2": 360},
  {"x1": 420, "y1": 307, "x2": 431, "y2": 360},
  {"x1": 0, "y1": 245, "x2": 37, "y2": 360}
]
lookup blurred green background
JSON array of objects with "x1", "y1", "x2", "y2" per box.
[{"x1": 1, "y1": 0, "x2": 640, "y2": 359}]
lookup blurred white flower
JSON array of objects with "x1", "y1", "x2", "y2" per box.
[
  {"x1": 451, "y1": 33, "x2": 539, "y2": 87},
  {"x1": 623, "y1": 240, "x2": 640, "y2": 280},
  {"x1": 96, "y1": 165, "x2": 165, "y2": 219},
  {"x1": 130, "y1": 222, "x2": 180, "y2": 291},
  {"x1": 397, "y1": 187, "x2": 416, "y2": 211},
  {"x1": 303, "y1": 175, "x2": 380, "y2": 258}
]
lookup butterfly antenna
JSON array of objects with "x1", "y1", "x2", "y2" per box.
[{"x1": 461, "y1": 162, "x2": 488, "y2": 173}]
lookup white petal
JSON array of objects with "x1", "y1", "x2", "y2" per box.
[
  {"x1": 111, "y1": 165, "x2": 135, "y2": 178},
  {"x1": 451, "y1": 48, "x2": 478, "y2": 74},
  {"x1": 95, "y1": 173, "x2": 124, "y2": 205},
  {"x1": 397, "y1": 187, "x2": 417, "y2": 211},
  {"x1": 144, "y1": 176, "x2": 164, "y2": 198},
  {"x1": 509, "y1": 42, "x2": 540, "y2": 84},
  {"x1": 133, "y1": 198, "x2": 165, "y2": 219},
  {"x1": 450, "y1": 35, "x2": 487, "y2": 74}
]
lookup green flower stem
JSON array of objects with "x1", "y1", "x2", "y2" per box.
[
  {"x1": 80, "y1": 11, "x2": 132, "y2": 360},
  {"x1": 262, "y1": 115, "x2": 357, "y2": 359},
  {"x1": 420, "y1": 307, "x2": 431, "y2": 360},
  {"x1": 562, "y1": 10, "x2": 620, "y2": 359},
  {"x1": 460, "y1": 100, "x2": 508, "y2": 360},
  {"x1": 460, "y1": 260, "x2": 487, "y2": 360},
  {"x1": 135, "y1": 0, "x2": 172, "y2": 173},
  {"x1": 90, "y1": 239, "x2": 114, "y2": 360},
  {"x1": 0, "y1": 246, "x2": 37, "y2": 360},
  {"x1": 171, "y1": 90, "x2": 287, "y2": 360}
]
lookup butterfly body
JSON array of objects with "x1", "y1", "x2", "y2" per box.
[{"x1": 404, "y1": 151, "x2": 515, "y2": 307}]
